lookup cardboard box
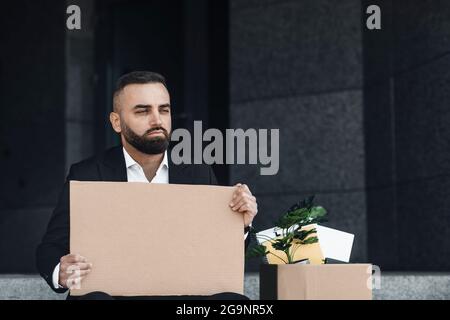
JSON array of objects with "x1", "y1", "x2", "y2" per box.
[
  {"x1": 69, "y1": 181, "x2": 244, "y2": 296},
  {"x1": 260, "y1": 264, "x2": 372, "y2": 300}
]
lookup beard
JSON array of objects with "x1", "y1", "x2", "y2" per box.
[{"x1": 122, "y1": 123, "x2": 170, "y2": 155}]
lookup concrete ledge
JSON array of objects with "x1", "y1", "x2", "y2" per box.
[
  {"x1": 244, "y1": 272, "x2": 450, "y2": 300},
  {"x1": 0, "y1": 275, "x2": 66, "y2": 300},
  {"x1": 1, "y1": 273, "x2": 450, "y2": 300}
]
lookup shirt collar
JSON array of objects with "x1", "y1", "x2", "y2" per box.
[{"x1": 122, "y1": 147, "x2": 168, "y2": 170}]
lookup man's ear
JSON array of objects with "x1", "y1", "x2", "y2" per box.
[{"x1": 109, "y1": 112, "x2": 122, "y2": 133}]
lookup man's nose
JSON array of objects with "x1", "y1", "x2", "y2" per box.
[{"x1": 148, "y1": 109, "x2": 163, "y2": 127}]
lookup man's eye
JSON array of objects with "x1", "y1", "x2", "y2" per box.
[
  {"x1": 136, "y1": 110, "x2": 147, "y2": 114},
  {"x1": 160, "y1": 108, "x2": 170, "y2": 113}
]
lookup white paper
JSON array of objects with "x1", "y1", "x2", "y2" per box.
[{"x1": 316, "y1": 225, "x2": 354, "y2": 262}]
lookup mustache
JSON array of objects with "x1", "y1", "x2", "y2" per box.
[{"x1": 145, "y1": 127, "x2": 169, "y2": 136}]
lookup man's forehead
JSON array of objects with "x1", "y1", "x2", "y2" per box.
[{"x1": 120, "y1": 83, "x2": 170, "y2": 106}]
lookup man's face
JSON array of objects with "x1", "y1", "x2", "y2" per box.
[{"x1": 111, "y1": 82, "x2": 172, "y2": 154}]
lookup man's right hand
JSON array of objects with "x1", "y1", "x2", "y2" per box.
[{"x1": 58, "y1": 254, "x2": 92, "y2": 289}]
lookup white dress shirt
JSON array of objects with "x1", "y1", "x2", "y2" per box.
[
  {"x1": 123, "y1": 147, "x2": 169, "y2": 183},
  {"x1": 52, "y1": 147, "x2": 247, "y2": 289}
]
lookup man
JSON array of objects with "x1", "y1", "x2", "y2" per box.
[{"x1": 36, "y1": 71, "x2": 258, "y2": 300}]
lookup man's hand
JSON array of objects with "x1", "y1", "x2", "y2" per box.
[
  {"x1": 230, "y1": 183, "x2": 258, "y2": 227},
  {"x1": 59, "y1": 254, "x2": 92, "y2": 289}
]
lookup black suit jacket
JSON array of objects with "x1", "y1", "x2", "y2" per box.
[{"x1": 36, "y1": 145, "x2": 250, "y2": 293}]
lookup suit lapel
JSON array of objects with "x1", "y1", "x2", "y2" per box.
[
  {"x1": 98, "y1": 145, "x2": 128, "y2": 182},
  {"x1": 168, "y1": 150, "x2": 191, "y2": 184}
]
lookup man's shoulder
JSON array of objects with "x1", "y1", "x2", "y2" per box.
[
  {"x1": 67, "y1": 146, "x2": 218, "y2": 185},
  {"x1": 69, "y1": 146, "x2": 122, "y2": 178}
]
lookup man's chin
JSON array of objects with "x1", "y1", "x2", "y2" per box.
[
  {"x1": 139, "y1": 140, "x2": 169, "y2": 154},
  {"x1": 145, "y1": 136, "x2": 167, "y2": 144}
]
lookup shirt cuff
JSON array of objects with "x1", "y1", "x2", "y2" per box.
[
  {"x1": 244, "y1": 223, "x2": 253, "y2": 240},
  {"x1": 52, "y1": 263, "x2": 63, "y2": 289}
]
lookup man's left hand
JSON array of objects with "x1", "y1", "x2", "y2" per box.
[{"x1": 230, "y1": 183, "x2": 258, "y2": 227}]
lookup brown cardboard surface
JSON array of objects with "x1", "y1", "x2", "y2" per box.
[
  {"x1": 69, "y1": 181, "x2": 244, "y2": 296},
  {"x1": 276, "y1": 264, "x2": 372, "y2": 300}
]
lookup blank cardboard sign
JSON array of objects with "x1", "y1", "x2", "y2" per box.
[{"x1": 69, "y1": 181, "x2": 244, "y2": 296}]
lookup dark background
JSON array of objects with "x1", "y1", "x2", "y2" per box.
[{"x1": 0, "y1": 0, "x2": 449, "y2": 273}]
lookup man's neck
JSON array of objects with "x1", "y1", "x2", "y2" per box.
[{"x1": 122, "y1": 142, "x2": 164, "y2": 173}]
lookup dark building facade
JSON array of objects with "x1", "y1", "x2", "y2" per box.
[{"x1": 0, "y1": 0, "x2": 449, "y2": 273}]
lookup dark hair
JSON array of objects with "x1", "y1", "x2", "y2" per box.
[{"x1": 113, "y1": 71, "x2": 168, "y2": 111}]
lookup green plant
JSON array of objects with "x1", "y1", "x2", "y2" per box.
[{"x1": 246, "y1": 195, "x2": 327, "y2": 264}]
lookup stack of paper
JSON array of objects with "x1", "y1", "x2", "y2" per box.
[{"x1": 255, "y1": 224, "x2": 354, "y2": 264}]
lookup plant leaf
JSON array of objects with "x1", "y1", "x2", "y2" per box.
[
  {"x1": 300, "y1": 236, "x2": 319, "y2": 245},
  {"x1": 245, "y1": 244, "x2": 269, "y2": 259},
  {"x1": 293, "y1": 228, "x2": 317, "y2": 241}
]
